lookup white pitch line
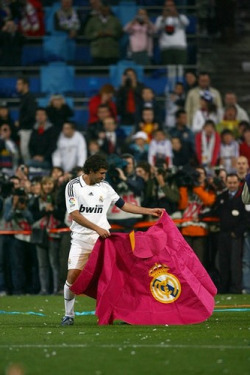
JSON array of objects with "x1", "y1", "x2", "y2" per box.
[{"x1": 0, "y1": 344, "x2": 249, "y2": 350}]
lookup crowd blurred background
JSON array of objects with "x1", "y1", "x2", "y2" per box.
[{"x1": 0, "y1": 0, "x2": 250, "y2": 297}]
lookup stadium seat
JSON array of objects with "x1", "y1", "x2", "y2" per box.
[
  {"x1": 73, "y1": 108, "x2": 89, "y2": 131},
  {"x1": 44, "y1": 3, "x2": 62, "y2": 35},
  {"x1": 40, "y1": 62, "x2": 75, "y2": 94},
  {"x1": 43, "y1": 35, "x2": 76, "y2": 62},
  {"x1": 74, "y1": 76, "x2": 110, "y2": 96},
  {"x1": 21, "y1": 45, "x2": 44, "y2": 66},
  {"x1": 109, "y1": 60, "x2": 144, "y2": 89}
]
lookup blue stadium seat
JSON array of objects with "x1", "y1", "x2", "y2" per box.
[
  {"x1": 21, "y1": 45, "x2": 44, "y2": 66},
  {"x1": 74, "y1": 76, "x2": 110, "y2": 96},
  {"x1": 73, "y1": 108, "x2": 89, "y2": 131},
  {"x1": 43, "y1": 35, "x2": 76, "y2": 62},
  {"x1": 186, "y1": 15, "x2": 197, "y2": 34},
  {"x1": 143, "y1": 76, "x2": 168, "y2": 95},
  {"x1": 75, "y1": 44, "x2": 92, "y2": 65},
  {"x1": 44, "y1": 3, "x2": 62, "y2": 35},
  {"x1": 0, "y1": 77, "x2": 17, "y2": 97},
  {"x1": 109, "y1": 60, "x2": 144, "y2": 89},
  {"x1": 40, "y1": 62, "x2": 75, "y2": 94}
]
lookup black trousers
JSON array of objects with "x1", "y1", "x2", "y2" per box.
[{"x1": 218, "y1": 232, "x2": 243, "y2": 293}]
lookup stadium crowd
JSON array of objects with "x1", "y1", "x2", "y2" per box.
[{"x1": 0, "y1": 0, "x2": 250, "y2": 298}]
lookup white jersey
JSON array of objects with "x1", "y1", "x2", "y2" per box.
[{"x1": 65, "y1": 175, "x2": 121, "y2": 236}]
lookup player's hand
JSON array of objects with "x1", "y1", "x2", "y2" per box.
[
  {"x1": 148, "y1": 208, "x2": 164, "y2": 217},
  {"x1": 96, "y1": 227, "x2": 111, "y2": 239}
]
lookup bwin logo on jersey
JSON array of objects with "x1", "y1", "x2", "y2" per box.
[{"x1": 79, "y1": 204, "x2": 103, "y2": 213}]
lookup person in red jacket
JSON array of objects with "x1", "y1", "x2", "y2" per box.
[
  {"x1": 19, "y1": 0, "x2": 45, "y2": 37},
  {"x1": 88, "y1": 84, "x2": 117, "y2": 124},
  {"x1": 195, "y1": 120, "x2": 221, "y2": 172}
]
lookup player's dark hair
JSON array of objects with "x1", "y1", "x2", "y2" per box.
[{"x1": 83, "y1": 155, "x2": 109, "y2": 174}]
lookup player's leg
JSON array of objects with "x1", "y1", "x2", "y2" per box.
[{"x1": 62, "y1": 238, "x2": 94, "y2": 326}]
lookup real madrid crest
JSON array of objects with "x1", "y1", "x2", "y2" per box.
[
  {"x1": 149, "y1": 263, "x2": 181, "y2": 304},
  {"x1": 99, "y1": 195, "x2": 104, "y2": 202}
]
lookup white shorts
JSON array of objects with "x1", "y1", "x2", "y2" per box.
[{"x1": 68, "y1": 232, "x2": 99, "y2": 270}]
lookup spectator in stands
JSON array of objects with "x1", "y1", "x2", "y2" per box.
[
  {"x1": 217, "y1": 104, "x2": 240, "y2": 138},
  {"x1": 178, "y1": 166, "x2": 216, "y2": 265},
  {"x1": 238, "y1": 121, "x2": 250, "y2": 144},
  {"x1": 15, "y1": 76, "x2": 37, "y2": 164},
  {"x1": 0, "y1": 123, "x2": 19, "y2": 173},
  {"x1": 185, "y1": 72, "x2": 223, "y2": 126},
  {"x1": 171, "y1": 136, "x2": 195, "y2": 167},
  {"x1": 82, "y1": 0, "x2": 102, "y2": 33},
  {"x1": 86, "y1": 103, "x2": 112, "y2": 141},
  {"x1": 19, "y1": 0, "x2": 45, "y2": 37},
  {"x1": 54, "y1": 0, "x2": 80, "y2": 38},
  {"x1": 28, "y1": 107, "x2": 57, "y2": 169},
  {"x1": 116, "y1": 68, "x2": 145, "y2": 126},
  {"x1": 0, "y1": 101, "x2": 18, "y2": 143},
  {"x1": 46, "y1": 95, "x2": 74, "y2": 136},
  {"x1": 52, "y1": 122, "x2": 87, "y2": 173},
  {"x1": 29, "y1": 176, "x2": 65, "y2": 295},
  {"x1": 154, "y1": 162, "x2": 180, "y2": 214},
  {"x1": 124, "y1": 8, "x2": 155, "y2": 65},
  {"x1": 222, "y1": 92, "x2": 249, "y2": 122},
  {"x1": 84, "y1": 3, "x2": 123, "y2": 65},
  {"x1": 155, "y1": 0, "x2": 189, "y2": 65},
  {"x1": 235, "y1": 156, "x2": 249, "y2": 188},
  {"x1": 136, "y1": 87, "x2": 163, "y2": 125},
  {"x1": 148, "y1": 129, "x2": 172, "y2": 168},
  {"x1": 192, "y1": 91, "x2": 220, "y2": 134},
  {"x1": 87, "y1": 139, "x2": 102, "y2": 157},
  {"x1": 107, "y1": 153, "x2": 145, "y2": 229},
  {"x1": 169, "y1": 109, "x2": 194, "y2": 152},
  {"x1": 3, "y1": 187, "x2": 39, "y2": 294},
  {"x1": 88, "y1": 84, "x2": 117, "y2": 125},
  {"x1": 165, "y1": 82, "x2": 185, "y2": 129},
  {"x1": 135, "y1": 160, "x2": 157, "y2": 208},
  {"x1": 137, "y1": 108, "x2": 160, "y2": 142},
  {"x1": 99, "y1": 117, "x2": 126, "y2": 157},
  {"x1": 212, "y1": 173, "x2": 245, "y2": 293},
  {"x1": 240, "y1": 128, "x2": 250, "y2": 167},
  {"x1": 219, "y1": 129, "x2": 239, "y2": 173},
  {"x1": 184, "y1": 70, "x2": 197, "y2": 94},
  {"x1": 0, "y1": 19, "x2": 25, "y2": 66},
  {"x1": 195, "y1": 120, "x2": 221, "y2": 172},
  {"x1": 128, "y1": 131, "x2": 149, "y2": 162}
]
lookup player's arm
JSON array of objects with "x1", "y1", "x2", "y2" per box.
[
  {"x1": 70, "y1": 210, "x2": 110, "y2": 238},
  {"x1": 121, "y1": 202, "x2": 163, "y2": 217}
]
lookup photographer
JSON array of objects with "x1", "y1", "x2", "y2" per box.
[
  {"x1": 107, "y1": 154, "x2": 145, "y2": 229},
  {"x1": 124, "y1": 8, "x2": 155, "y2": 65},
  {"x1": 3, "y1": 188, "x2": 39, "y2": 295},
  {"x1": 154, "y1": 164, "x2": 180, "y2": 215},
  {"x1": 116, "y1": 68, "x2": 145, "y2": 126},
  {"x1": 178, "y1": 166, "x2": 216, "y2": 266},
  {"x1": 155, "y1": 0, "x2": 189, "y2": 65}
]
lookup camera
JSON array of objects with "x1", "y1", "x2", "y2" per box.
[
  {"x1": 167, "y1": 165, "x2": 201, "y2": 188},
  {"x1": 136, "y1": 15, "x2": 145, "y2": 25},
  {"x1": 125, "y1": 77, "x2": 132, "y2": 87},
  {"x1": 106, "y1": 154, "x2": 128, "y2": 188}
]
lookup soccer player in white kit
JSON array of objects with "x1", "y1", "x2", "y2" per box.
[{"x1": 62, "y1": 154, "x2": 163, "y2": 325}]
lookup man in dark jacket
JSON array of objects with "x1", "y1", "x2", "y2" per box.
[
  {"x1": 28, "y1": 108, "x2": 57, "y2": 169},
  {"x1": 16, "y1": 77, "x2": 37, "y2": 163},
  {"x1": 212, "y1": 173, "x2": 246, "y2": 293}
]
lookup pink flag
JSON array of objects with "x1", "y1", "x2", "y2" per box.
[{"x1": 71, "y1": 211, "x2": 217, "y2": 325}]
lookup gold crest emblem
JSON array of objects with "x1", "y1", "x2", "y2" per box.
[
  {"x1": 149, "y1": 263, "x2": 181, "y2": 304},
  {"x1": 99, "y1": 196, "x2": 104, "y2": 202}
]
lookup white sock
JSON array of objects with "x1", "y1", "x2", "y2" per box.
[{"x1": 64, "y1": 281, "x2": 75, "y2": 318}]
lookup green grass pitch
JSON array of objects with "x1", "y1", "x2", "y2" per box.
[{"x1": 0, "y1": 294, "x2": 250, "y2": 375}]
